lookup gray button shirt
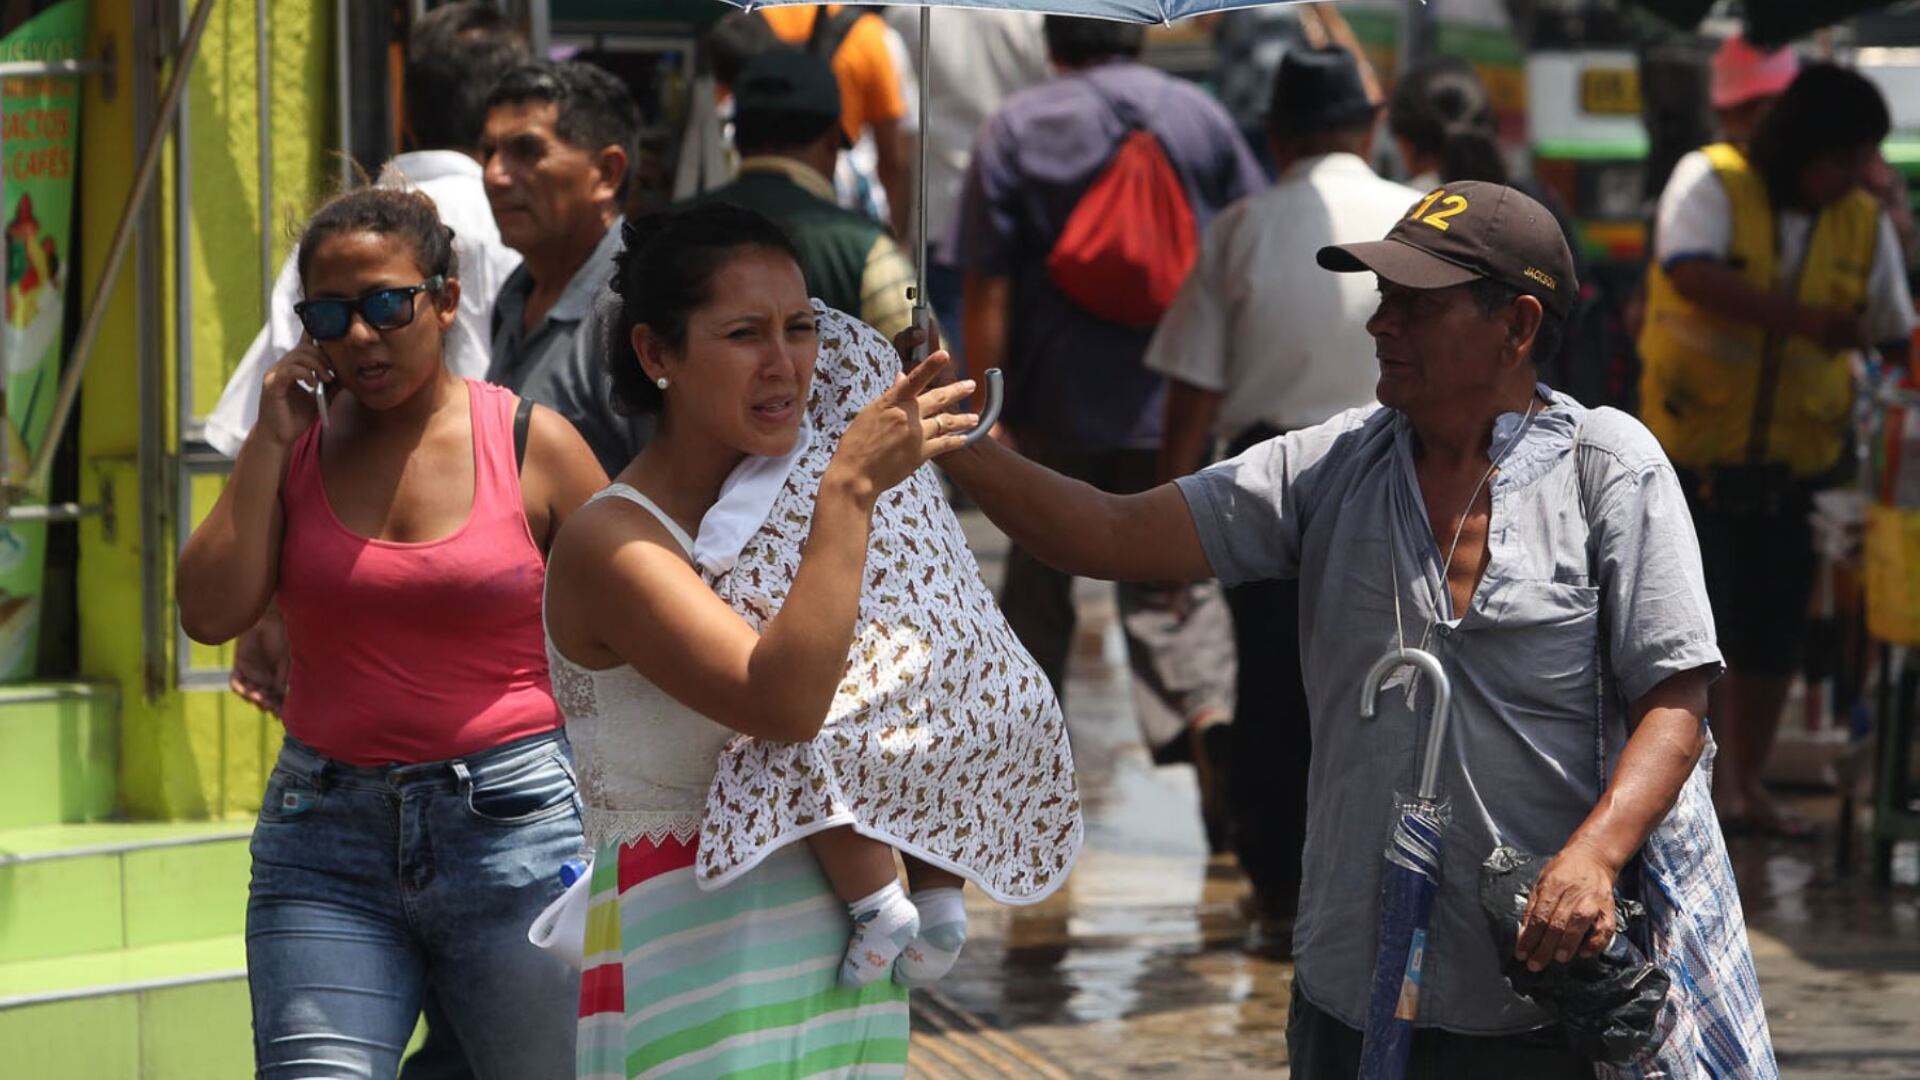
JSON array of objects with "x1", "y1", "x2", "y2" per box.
[
  {"x1": 1175, "y1": 391, "x2": 1722, "y2": 1035},
  {"x1": 489, "y1": 220, "x2": 650, "y2": 475}
]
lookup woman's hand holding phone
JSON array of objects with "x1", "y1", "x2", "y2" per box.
[{"x1": 258, "y1": 335, "x2": 333, "y2": 449}]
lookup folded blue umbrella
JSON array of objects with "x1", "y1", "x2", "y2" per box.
[{"x1": 1357, "y1": 647, "x2": 1454, "y2": 1080}]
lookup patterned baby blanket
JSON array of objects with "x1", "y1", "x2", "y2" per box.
[{"x1": 695, "y1": 305, "x2": 1084, "y2": 904}]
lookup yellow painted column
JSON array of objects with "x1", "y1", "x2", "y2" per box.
[{"x1": 78, "y1": 0, "x2": 331, "y2": 820}]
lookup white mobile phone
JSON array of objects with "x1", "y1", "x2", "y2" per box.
[
  {"x1": 297, "y1": 334, "x2": 329, "y2": 429},
  {"x1": 295, "y1": 377, "x2": 328, "y2": 429}
]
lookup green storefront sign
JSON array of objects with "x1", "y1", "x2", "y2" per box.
[{"x1": 0, "y1": 0, "x2": 84, "y2": 680}]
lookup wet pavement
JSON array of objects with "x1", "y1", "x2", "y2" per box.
[
  {"x1": 906, "y1": 513, "x2": 1920, "y2": 1078},
  {"x1": 1739, "y1": 831, "x2": 1920, "y2": 1078}
]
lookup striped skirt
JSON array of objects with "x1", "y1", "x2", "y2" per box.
[{"x1": 576, "y1": 833, "x2": 911, "y2": 1079}]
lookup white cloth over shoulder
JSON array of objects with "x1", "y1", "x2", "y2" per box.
[
  {"x1": 696, "y1": 304, "x2": 1083, "y2": 905},
  {"x1": 692, "y1": 416, "x2": 813, "y2": 576},
  {"x1": 203, "y1": 151, "x2": 522, "y2": 455}
]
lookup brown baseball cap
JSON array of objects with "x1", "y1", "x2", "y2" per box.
[{"x1": 1316, "y1": 181, "x2": 1578, "y2": 319}]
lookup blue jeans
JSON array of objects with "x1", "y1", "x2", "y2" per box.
[{"x1": 247, "y1": 731, "x2": 585, "y2": 1079}]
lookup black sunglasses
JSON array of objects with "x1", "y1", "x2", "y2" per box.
[{"x1": 294, "y1": 275, "x2": 445, "y2": 341}]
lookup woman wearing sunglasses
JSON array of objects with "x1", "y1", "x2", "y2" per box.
[{"x1": 178, "y1": 187, "x2": 607, "y2": 1079}]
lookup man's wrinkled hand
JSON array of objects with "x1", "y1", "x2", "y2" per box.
[
  {"x1": 1514, "y1": 841, "x2": 1619, "y2": 972},
  {"x1": 891, "y1": 322, "x2": 943, "y2": 372},
  {"x1": 895, "y1": 321, "x2": 981, "y2": 412}
]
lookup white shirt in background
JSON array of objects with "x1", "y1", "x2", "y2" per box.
[
  {"x1": 835, "y1": 17, "x2": 916, "y2": 227},
  {"x1": 886, "y1": 8, "x2": 1049, "y2": 263},
  {"x1": 1655, "y1": 148, "x2": 1916, "y2": 346},
  {"x1": 1145, "y1": 153, "x2": 1423, "y2": 437},
  {"x1": 202, "y1": 150, "x2": 522, "y2": 456}
]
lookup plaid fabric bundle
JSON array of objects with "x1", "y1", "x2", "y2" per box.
[
  {"x1": 1606, "y1": 739, "x2": 1778, "y2": 1080},
  {"x1": 1570, "y1": 425, "x2": 1776, "y2": 1078},
  {"x1": 697, "y1": 305, "x2": 1083, "y2": 904}
]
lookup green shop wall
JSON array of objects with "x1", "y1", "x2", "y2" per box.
[{"x1": 78, "y1": 0, "x2": 332, "y2": 820}]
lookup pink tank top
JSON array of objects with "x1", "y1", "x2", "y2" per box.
[{"x1": 277, "y1": 379, "x2": 560, "y2": 765}]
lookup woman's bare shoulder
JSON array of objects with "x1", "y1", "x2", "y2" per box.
[{"x1": 550, "y1": 489, "x2": 689, "y2": 572}]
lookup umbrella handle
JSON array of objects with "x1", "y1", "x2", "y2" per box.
[
  {"x1": 905, "y1": 293, "x2": 1000, "y2": 449},
  {"x1": 1360, "y1": 647, "x2": 1452, "y2": 802},
  {"x1": 960, "y1": 368, "x2": 1004, "y2": 450}
]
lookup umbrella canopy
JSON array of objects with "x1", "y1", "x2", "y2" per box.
[
  {"x1": 722, "y1": 0, "x2": 1312, "y2": 24},
  {"x1": 1357, "y1": 647, "x2": 1454, "y2": 1080}
]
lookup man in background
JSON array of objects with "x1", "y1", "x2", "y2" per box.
[
  {"x1": 691, "y1": 51, "x2": 916, "y2": 340},
  {"x1": 1146, "y1": 46, "x2": 1422, "y2": 942},
  {"x1": 1709, "y1": 33, "x2": 1797, "y2": 151},
  {"x1": 951, "y1": 16, "x2": 1263, "y2": 793},
  {"x1": 1640, "y1": 65, "x2": 1914, "y2": 834},
  {"x1": 482, "y1": 60, "x2": 649, "y2": 476},
  {"x1": 885, "y1": 7, "x2": 1047, "y2": 371},
  {"x1": 755, "y1": 4, "x2": 914, "y2": 241}
]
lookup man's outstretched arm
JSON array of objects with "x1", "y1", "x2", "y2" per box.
[{"x1": 939, "y1": 435, "x2": 1214, "y2": 584}]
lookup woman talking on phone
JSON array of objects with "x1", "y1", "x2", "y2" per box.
[{"x1": 178, "y1": 187, "x2": 606, "y2": 1079}]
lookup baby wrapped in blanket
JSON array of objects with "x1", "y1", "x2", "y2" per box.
[{"x1": 687, "y1": 305, "x2": 1083, "y2": 986}]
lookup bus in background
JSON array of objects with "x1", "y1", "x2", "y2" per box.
[
  {"x1": 1523, "y1": 3, "x2": 1655, "y2": 410},
  {"x1": 1851, "y1": 5, "x2": 1920, "y2": 287}
]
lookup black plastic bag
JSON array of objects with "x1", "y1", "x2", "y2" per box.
[{"x1": 1479, "y1": 845, "x2": 1672, "y2": 1064}]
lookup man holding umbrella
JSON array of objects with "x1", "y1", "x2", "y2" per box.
[
  {"x1": 1146, "y1": 43, "x2": 1421, "y2": 947},
  {"x1": 933, "y1": 182, "x2": 1772, "y2": 1075}
]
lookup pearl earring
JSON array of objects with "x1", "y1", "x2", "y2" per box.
[{"x1": 655, "y1": 377, "x2": 669, "y2": 390}]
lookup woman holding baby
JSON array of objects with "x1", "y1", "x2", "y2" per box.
[{"x1": 544, "y1": 203, "x2": 1080, "y2": 1079}]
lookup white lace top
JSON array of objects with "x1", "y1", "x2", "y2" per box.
[{"x1": 545, "y1": 484, "x2": 736, "y2": 852}]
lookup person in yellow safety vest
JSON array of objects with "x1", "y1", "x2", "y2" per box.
[{"x1": 1640, "y1": 63, "x2": 1916, "y2": 836}]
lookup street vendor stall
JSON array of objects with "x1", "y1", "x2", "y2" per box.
[{"x1": 1856, "y1": 363, "x2": 1920, "y2": 884}]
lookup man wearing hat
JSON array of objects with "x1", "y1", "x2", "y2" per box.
[
  {"x1": 1709, "y1": 33, "x2": 1798, "y2": 151},
  {"x1": 935, "y1": 182, "x2": 1773, "y2": 1074},
  {"x1": 689, "y1": 50, "x2": 917, "y2": 339},
  {"x1": 1143, "y1": 44, "x2": 1421, "y2": 946}
]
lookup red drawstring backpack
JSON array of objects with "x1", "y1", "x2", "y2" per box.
[{"x1": 1045, "y1": 79, "x2": 1197, "y2": 329}]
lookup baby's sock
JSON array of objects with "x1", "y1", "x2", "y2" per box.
[
  {"x1": 840, "y1": 880, "x2": 920, "y2": 988},
  {"x1": 893, "y1": 887, "x2": 968, "y2": 987}
]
